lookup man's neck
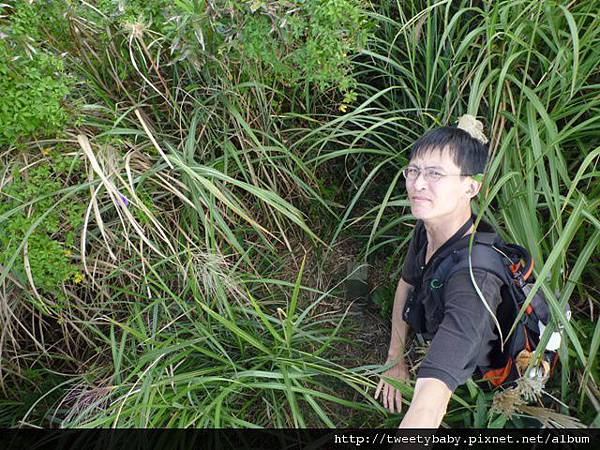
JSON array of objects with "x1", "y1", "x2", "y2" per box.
[{"x1": 423, "y1": 209, "x2": 474, "y2": 253}]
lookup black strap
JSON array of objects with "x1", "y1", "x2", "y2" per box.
[
  {"x1": 442, "y1": 243, "x2": 511, "y2": 285},
  {"x1": 421, "y1": 214, "x2": 475, "y2": 274},
  {"x1": 433, "y1": 214, "x2": 503, "y2": 265}
]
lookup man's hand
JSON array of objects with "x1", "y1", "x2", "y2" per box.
[{"x1": 374, "y1": 359, "x2": 410, "y2": 414}]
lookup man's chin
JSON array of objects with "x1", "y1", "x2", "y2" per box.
[{"x1": 410, "y1": 206, "x2": 432, "y2": 220}]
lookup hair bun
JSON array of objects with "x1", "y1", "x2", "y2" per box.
[{"x1": 457, "y1": 114, "x2": 488, "y2": 144}]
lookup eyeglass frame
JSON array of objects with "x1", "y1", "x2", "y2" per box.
[{"x1": 402, "y1": 165, "x2": 479, "y2": 183}]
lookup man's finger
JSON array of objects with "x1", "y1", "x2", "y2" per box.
[
  {"x1": 382, "y1": 383, "x2": 389, "y2": 410},
  {"x1": 395, "y1": 387, "x2": 402, "y2": 413},
  {"x1": 388, "y1": 388, "x2": 395, "y2": 414},
  {"x1": 375, "y1": 379, "x2": 383, "y2": 399}
]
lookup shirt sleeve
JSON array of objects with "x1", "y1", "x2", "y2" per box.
[
  {"x1": 401, "y1": 221, "x2": 423, "y2": 286},
  {"x1": 416, "y1": 268, "x2": 504, "y2": 391}
]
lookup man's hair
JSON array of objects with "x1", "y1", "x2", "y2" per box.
[{"x1": 409, "y1": 126, "x2": 489, "y2": 176}]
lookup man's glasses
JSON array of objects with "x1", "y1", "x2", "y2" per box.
[{"x1": 402, "y1": 166, "x2": 473, "y2": 183}]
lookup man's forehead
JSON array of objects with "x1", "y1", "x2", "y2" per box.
[{"x1": 409, "y1": 147, "x2": 457, "y2": 168}]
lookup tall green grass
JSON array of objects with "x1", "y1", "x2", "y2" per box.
[
  {"x1": 1, "y1": 0, "x2": 598, "y2": 429},
  {"x1": 303, "y1": 0, "x2": 600, "y2": 426},
  {"x1": 1, "y1": 0, "x2": 382, "y2": 428}
]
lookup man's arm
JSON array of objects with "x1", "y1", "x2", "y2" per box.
[
  {"x1": 375, "y1": 277, "x2": 413, "y2": 413},
  {"x1": 398, "y1": 378, "x2": 452, "y2": 428},
  {"x1": 398, "y1": 269, "x2": 504, "y2": 428},
  {"x1": 388, "y1": 277, "x2": 413, "y2": 359}
]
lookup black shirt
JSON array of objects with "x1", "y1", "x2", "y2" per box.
[{"x1": 401, "y1": 219, "x2": 505, "y2": 392}]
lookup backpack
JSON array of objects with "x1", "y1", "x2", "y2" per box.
[{"x1": 402, "y1": 218, "x2": 570, "y2": 388}]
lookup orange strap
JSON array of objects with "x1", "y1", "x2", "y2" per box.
[
  {"x1": 523, "y1": 257, "x2": 534, "y2": 281},
  {"x1": 523, "y1": 326, "x2": 532, "y2": 352},
  {"x1": 482, "y1": 359, "x2": 513, "y2": 387},
  {"x1": 550, "y1": 352, "x2": 560, "y2": 376}
]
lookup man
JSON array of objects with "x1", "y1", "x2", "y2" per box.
[{"x1": 374, "y1": 116, "x2": 504, "y2": 428}]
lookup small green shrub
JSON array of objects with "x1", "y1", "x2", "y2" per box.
[
  {"x1": 0, "y1": 47, "x2": 72, "y2": 147},
  {"x1": 228, "y1": 0, "x2": 372, "y2": 95},
  {"x1": 58, "y1": 0, "x2": 372, "y2": 109},
  {"x1": 169, "y1": 0, "x2": 373, "y2": 100},
  {"x1": 95, "y1": 0, "x2": 170, "y2": 31},
  {"x1": 0, "y1": 153, "x2": 86, "y2": 296},
  {"x1": 0, "y1": 2, "x2": 73, "y2": 147}
]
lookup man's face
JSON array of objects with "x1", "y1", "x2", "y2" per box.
[{"x1": 405, "y1": 147, "x2": 474, "y2": 221}]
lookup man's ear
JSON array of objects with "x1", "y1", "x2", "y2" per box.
[{"x1": 466, "y1": 180, "x2": 481, "y2": 198}]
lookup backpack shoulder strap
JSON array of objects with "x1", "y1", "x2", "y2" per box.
[{"x1": 434, "y1": 233, "x2": 510, "y2": 285}]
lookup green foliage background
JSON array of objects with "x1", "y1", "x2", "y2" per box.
[{"x1": 0, "y1": 0, "x2": 598, "y2": 429}]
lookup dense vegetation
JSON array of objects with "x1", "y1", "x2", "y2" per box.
[{"x1": 1, "y1": 0, "x2": 598, "y2": 428}]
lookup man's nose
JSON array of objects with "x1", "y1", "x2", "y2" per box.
[{"x1": 413, "y1": 171, "x2": 428, "y2": 189}]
